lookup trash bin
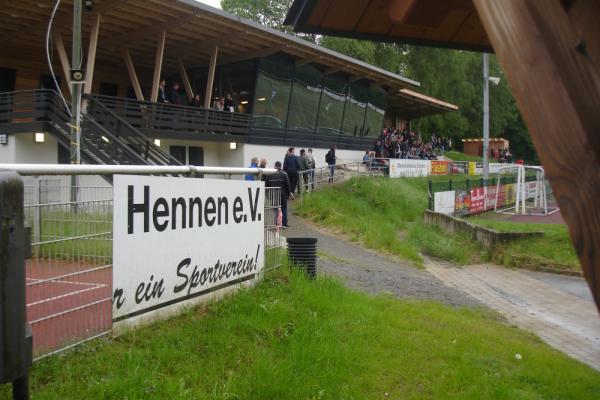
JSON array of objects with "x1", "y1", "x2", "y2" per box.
[{"x1": 286, "y1": 237, "x2": 317, "y2": 279}]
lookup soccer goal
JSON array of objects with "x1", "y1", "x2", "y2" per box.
[{"x1": 494, "y1": 164, "x2": 559, "y2": 215}]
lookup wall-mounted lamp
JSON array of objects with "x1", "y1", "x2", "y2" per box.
[
  {"x1": 229, "y1": 142, "x2": 237, "y2": 150},
  {"x1": 488, "y1": 76, "x2": 501, "y2": 86},
  {"x1": 240, "y1": 100, "x2": 249, "y2": 105},
  {"x1": 0, "y1": 134, "x2": 7, "y2": 145},
  {"x1": 34, "y1": 132, "x2": 45, "y2": 143},
  {"x1": 257, "y1": 97, "x2": 266, "y2": 101},
  {"x1": 153, "y1": 139, "x2": 161, "y2": 146},
  {"x1": 101, "y1": 136, "x2": 110, "y2": 143}
]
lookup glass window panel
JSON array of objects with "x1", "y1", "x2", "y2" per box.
[
  {"x1": 342, "y1": 82, "x2": 368, "y2": 136},
  {"x1": 316, "y1": 74, "x2": 347, "y2": 135},
  {"x1": 363, "y1": 87, "x2": 387, "y2": 137},
  {"x1": 287, "y1": 64, "x2": 322, "y2": 132},
  {"x1": 252, "y1": 54, "x2": 293, "y2": 128}
]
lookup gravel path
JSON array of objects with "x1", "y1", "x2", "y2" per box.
[{"x1": 283, "y1": 207, "x2": 482, "y2": 308}]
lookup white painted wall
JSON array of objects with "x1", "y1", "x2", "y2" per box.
[
  {"x1": 3, "y1": 133, "x2": 59, "y2": 164},
  {"x1": 0, "y1": 134, "x2": 17, "y2": 163},
  {"x1": 243, "y1": 143, "x2": 365, "y2": 170}
]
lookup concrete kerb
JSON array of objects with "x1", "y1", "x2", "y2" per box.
[{"x1": 422, "y1": 210, "x2": 543, "y2": 251}]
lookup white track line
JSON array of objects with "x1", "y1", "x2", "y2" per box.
[{"x1": 27, "y1": 283, "x2": 107, "y2": 307}]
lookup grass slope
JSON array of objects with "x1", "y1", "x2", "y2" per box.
[
  {"x1": 445, "y1": 151, "x2": 483, "y2": 162},
  {"x1": 5, "y1": 269, "x2": 599, "y2": 399},
  {"x1": 296, "y1": 177, "x2": 484, "y2": 266},
  {"x1": 468, "y1": 216, "x2": 579, "y2": 271}
]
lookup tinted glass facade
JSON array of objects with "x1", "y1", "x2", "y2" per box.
[{"x1": 253, "y1": 54, "x2": 386, "y2": 138}]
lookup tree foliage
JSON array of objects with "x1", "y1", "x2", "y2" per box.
[{"x1": 221, "y1": 0, "x2": 537, "y2": 162}]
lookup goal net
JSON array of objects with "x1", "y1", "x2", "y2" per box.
[{"x1": 494, "y1": 164, "x2": 559, "y2": 215}]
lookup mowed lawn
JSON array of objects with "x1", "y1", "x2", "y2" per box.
[{"x1": 3, "y1": 269, "x2": 598, "y2": 399}]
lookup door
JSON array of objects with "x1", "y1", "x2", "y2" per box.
[
  {"x1": 169, "y1": 145, "x2": 187, "y2": 164},
  {"x1": 188, "y1": 146, "x2": 204, "y2": 166}
]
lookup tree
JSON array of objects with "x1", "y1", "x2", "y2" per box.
[{"x1": 221, "y1": 0, "x2": 538, "y2": 161}]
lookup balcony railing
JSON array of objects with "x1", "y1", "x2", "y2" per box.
[{"x1": 89, "y1": 94, "x2": 251, "y2": 139}]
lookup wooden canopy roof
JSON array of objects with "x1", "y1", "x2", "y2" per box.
[
  {"x1": 0, "y1": 0, "x2": 420, "y2": 89},
  {"x1": 285, "y1": 0, "x2": 492, "y2": 52}
]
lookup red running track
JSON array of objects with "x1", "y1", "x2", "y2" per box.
[{"x1": 26, "y1": 259, "x2": 112, "y2": 357}]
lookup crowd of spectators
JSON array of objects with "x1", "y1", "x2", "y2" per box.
[
  {"x1": 158, "y1": 79, "x2": 237, "y2": 112},
  {"x1": 366, "y1": 127, "x2": 452, "y2": 162}
]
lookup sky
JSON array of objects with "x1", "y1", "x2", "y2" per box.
[{"x1": 195, "y1": 0, "x2": 222, "y2": 9}]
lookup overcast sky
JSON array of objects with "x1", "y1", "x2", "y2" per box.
[{"x1": 195, "y1": 0, "x2": 222, "y2": 9}]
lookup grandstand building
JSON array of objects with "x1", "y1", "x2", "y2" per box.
[{"x1": 0, "y1": 0, "x2": 457, "y2": 172}]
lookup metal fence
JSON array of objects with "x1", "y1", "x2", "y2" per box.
[
  {"x1": 298, "y1": 161, "x2": 385, "y2": 199},
  {"x1": 13, "y1": 170, "x2": 285, "y2": 360}
]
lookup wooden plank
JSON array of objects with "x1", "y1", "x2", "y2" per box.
[
  {"x1": 121, "y1": 46, "x2": 144, "y2": 100},
  {"x1": 150, "y1": 31, "x2": 166, "y2": 102},
  {"x1": 203, "y1": 45, "x2": 218, "y2": 109},
  {"x1": 83, "y1": 13, "x2": 101, "y2": 94},
  {"x1": 53, "y1": 32, "x2": 72, "y2": 96},
  {"x1": 472, "y1": 0, "x2": 600, "y2": 309},
  {"x1": 176, "y1": 58, "x2": 193, "y2": 102}
]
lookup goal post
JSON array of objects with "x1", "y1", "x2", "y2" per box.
[{"x1": 494, "y1": 164, "x2": 557, "y2": 215}]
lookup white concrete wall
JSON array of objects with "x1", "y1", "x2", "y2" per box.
[
  {"x1": 1, "y1": 133, "x2": 58, "y2": 164},
  {"x1": 243, "y1": 143, "x2": 365, "y2": 170}
]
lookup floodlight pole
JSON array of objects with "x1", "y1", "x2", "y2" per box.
[
  {"x1": 70, "y1": 0, "x2": 82, "y2": 165},
  {"x1": 482, "y1": 53, "x2": 490, "y2": 181}
]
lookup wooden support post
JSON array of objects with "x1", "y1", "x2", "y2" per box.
[
  {"x1": 53, "y1": 32, "x2": 72, "y2": 96},
  {"x1": 177, "y1": 58, "x2": 194, "y2": 102},
  {"x1": 121, "y1": 46, "x2": 144, "y2": 101},
  {"x1": 472, "y1": 0, "x2": 600, "y2": 309},
  {"x1": 203, "y1": 45, "x2": 219, "y2": 109},
  {"x1": 83, "y1": 13, "x2": 101, "y2": 94},
  {"x1": 150, "y1": 31, "x2": 166, "y2": 102}
]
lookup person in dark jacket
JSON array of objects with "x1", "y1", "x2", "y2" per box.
[
  {"x1": 189, "y1": 93, "x2": 202, "y2": 107},
  {"x1": 264, "y1": 161, "x2": 292, "y2": 228},
  {"x1": 283, "y1": 147, "x2": 301, "y2": 195},
  {"x1": 169, "y1": 82, "x2": 184, "y2": 106},
  {"x1": 325, "y1": 144, "x2": 336, "y2": 184},
  {"x1": 158, "y1": 79, "x2": 169, "y2": 103}
]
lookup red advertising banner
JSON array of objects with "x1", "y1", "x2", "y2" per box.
[
  {"x1": 469, "y1": 187, "x2": 485, "y2": 214},
  {"x1": 431, "y1": 160, "x2": 450, "y2": 175},
  {"x1": 485, "y1": 185, "x2": 506, "y2": 210}
]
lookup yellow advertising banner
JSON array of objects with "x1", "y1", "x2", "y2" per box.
[{"x1": 504, "y1": 183, "x2": 516, "y2": 204}]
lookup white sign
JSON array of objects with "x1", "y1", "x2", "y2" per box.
[
  {"x1": 434, "y1": 190, "x2": 456, "y2": 215},
  {"x1": 389, "y1": 159, "x2": 431, "y2": 178},
  {"x1": 112, "y1": 175, "x2": 264, "y2": 328}
]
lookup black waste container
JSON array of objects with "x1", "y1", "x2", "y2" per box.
[{"x1": 286, "y1": 237, "x2": 317, "y2": 279}]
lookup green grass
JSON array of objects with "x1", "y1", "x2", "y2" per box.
[
  {"x1": 4, "y1": 268, "x2": 598, "y2": 399},
  {"x1": 296, "y1": 177, "x2": 485, "y2": 266},
  {"x1": 445, "y1": 151, "x2": 483, "y2": 162},
  {"x1": 468, "y1": 215, "x2": 580, "y2": 271}
]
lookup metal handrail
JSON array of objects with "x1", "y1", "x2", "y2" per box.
[{"x1": 0, "y1": 164, "x2": 278, "y2": 176}]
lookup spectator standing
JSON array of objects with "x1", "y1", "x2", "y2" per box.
[
  {"x1": 259, "y1": 158, "x2": 267, "y2": 169},
  {"x1": 158, "y1": 79, "x2": 169, "y2": 103},
  {"x1": 306, "y1": 148, "x2": 316, "y2": 190},
  {"x1": 298, "y1": 149, "x2": 311, "y2": 192},
  {"x1": 264, "y1": 161, "x2": 292, "y2": 228},
  {"x1": 325, "y1": 144, "x2": 336, "y2": 184},
  {"x1": 190, "y1": 94, "x2": 202, "y2": 107},
  {"x1": 283, "y1": 147, "x2": 301, "y2": 195},
  {"x1": 245, "y1": 157, "x2": 259, "y2": 181},
  {"x1": 169, "y1": 82, "x2": 184, "y2": 106},
  {"x1": 362, "y1": 150, "x2": 372, "y2": 168},
  {"x1": 224, "y1": 93, "x2": 235, "y2": 112}
]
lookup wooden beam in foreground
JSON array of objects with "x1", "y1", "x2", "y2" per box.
[
  {"x1": 83, "y1": 13, "x2": 101, "y2": 94},
  {"x1": 53, "y1": 32, "x2": 72, "y2": 96},
  {"x1": 472, "y1": 0, "x2": 600, "y2": 310},
  {"x1": 204, "y1": 45, "x2": 219, "y2": 109},
  {"x1": 177, "y1": 58, "x2": 194, "y2": 102}
]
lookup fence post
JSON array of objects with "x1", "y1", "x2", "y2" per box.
[
  {"x1": 449, "y1": 179, "x2": 453, "y2": 191},
  {"x1": 428, "y1": 180, "x2": 433, "y2": 210},
  {"x1": 0, "y1": 170, "x2": 32, "y2": 400},
  {"x1": 466, "y1": 179, "x2": 470, "y2": 191},
  {"x1": 31, "y1": 177, "x2": 40, "y2": 258}
]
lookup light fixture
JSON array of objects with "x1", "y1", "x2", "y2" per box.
[
  {"x1": 240, "y1": 100, "x2": 249, "y2": 105},
  {"x1": 229, "y1": 142, "x2": 237, "y2": 150},
  {"x1": 0, "y1": 134, "x2": 7, "y2": 145},
  {"x1": 257, "y1": 97, "x2": 266, "y2": 101},
  {"x1": 34, "y1": 133, "x2": 45, "y2": 143},
  {"x1": 488, "y1": 76, "x2": 501, "y2": 86},
  {"x1": 101, "y1": 135, "x2": 110, "y2": 143},
  {"x1": 153, "y1": 139, "x2": 161, "y2": 146}
]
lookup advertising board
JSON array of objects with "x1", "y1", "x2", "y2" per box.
[
  {"x1": 112, "y1": 175, "x2": 265, "y2": 330},
  {"x1": 389, "y1": 159, "x2": 431, "y2": 178},
  {"x1": 430, "y1": 160, "x2": 451, "y2": 175}
]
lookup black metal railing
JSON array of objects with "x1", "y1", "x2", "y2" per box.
[{"x1": 89, "y1": 94, "x2": 251, "y2": 138}]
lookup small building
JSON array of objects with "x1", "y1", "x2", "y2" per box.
[{"x1": 462, "y1": 138, "x2": 509, "y2": 159}]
